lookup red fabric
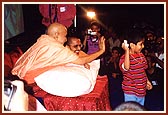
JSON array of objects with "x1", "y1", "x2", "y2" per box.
[
  {"x1": 33, "y1": 75, "x2": 112, "y2": 111},
  {"x1": 4, "y1": 47, "x2": 23, "y2": 76},
  {"x1": 39, "y1": 4, "x2": 76, "y2": 27}
]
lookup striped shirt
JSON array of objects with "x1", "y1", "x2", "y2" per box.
[{"x1": 119, "y1": 53, "x2": 148, "y2": 97}]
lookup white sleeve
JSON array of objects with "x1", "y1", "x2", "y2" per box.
[{"x1": 122, "y1": 63, "x2": 128, "y2": 71}]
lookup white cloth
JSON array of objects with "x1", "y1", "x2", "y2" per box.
[
  {"x1": 155, "y1": 52, "x2": 164, "y2": 69},
  {"x1": 34, "y1": 59, "x2": 100, "y2": 97}
]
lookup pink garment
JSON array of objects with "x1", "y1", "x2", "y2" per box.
[
  {"x1": 39, "y1": 4, "x2": 76, "y2": 27},
  {"x1": 12, "y1": 35, "x2": 78, "y2": 84}
]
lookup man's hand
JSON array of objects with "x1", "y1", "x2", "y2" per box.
[{"x1": 84, "y1": 63, "x2": 90, "y2": 69}]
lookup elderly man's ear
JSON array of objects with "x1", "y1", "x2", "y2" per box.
[{"x1": 53, "y1": 32, "x2": 59, "y2": 40}]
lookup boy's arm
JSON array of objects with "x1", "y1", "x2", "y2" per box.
[
  {"x1": 123, "y1": 50, "x2": 130, "y2": 70},
  {"x1": 122, "y1": 40, "x2": 130, "y2": 70}
]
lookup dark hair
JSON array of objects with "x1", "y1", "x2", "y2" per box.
[
  {"x1": 112, "y1": 47, "x2": 121, "y2": 54},
  {"x1": 90, "y1": 21, "x2": 100, "y2": 28},
  {"x1": 114, "y1": 101, "x2": 146, "y2": 111},
  {"x1": 126, "y1": 28, "x2": 145, "y2": 45}
]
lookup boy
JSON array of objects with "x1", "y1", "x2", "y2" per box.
[{"x1": 119, "y1": 28, "x2": 152, "y2": 106}]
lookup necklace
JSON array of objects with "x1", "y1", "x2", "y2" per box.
[{"x1": 130, "y1": 54, "x2": 143, "y2": 64}]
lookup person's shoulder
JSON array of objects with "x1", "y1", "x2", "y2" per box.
[{"x1": 120, "y1": 54, "x2": 125, "y2": 58}]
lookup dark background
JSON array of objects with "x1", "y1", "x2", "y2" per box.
[
  {"x1": 6, "y1": 3, "x2": 164, "y2": 52},
  {"x1": 22, "y1": 4, "x2": 164, "y2": 34},
  {"x1": 76, "y1": 4, "x2": 164, "y2": 36}
]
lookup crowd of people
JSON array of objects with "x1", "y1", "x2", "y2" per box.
[
  {"x1": 4, "y1": 19, "x2": 164, "y2": 111},
  {"x1": 75, "y1": 21, "x2": 164, "y2": 111}
]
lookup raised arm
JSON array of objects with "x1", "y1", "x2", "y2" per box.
[
  {"x1": 122, "y1": 40, "x2": 130, "y2": 70},
  {"x1": 72, "y1": 36, "x2": 105, "y2": 65}
]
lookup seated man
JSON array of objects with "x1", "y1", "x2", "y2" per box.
[
  {"x1": 11, "y1": 23, "x2": 105, "y2": 97},
  {"x1": 66, "y1": 36, "x2": 90, "y2": 69},
  {"x1": 11, "y1": 22, "x2": 105, "y2": 84}
]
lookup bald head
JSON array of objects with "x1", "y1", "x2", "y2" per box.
[
  {"x1": 47, "y1": 23, "x2": 67, "y2": 35},
  {"x1": 46, "y1": 22, "x2": 68, "y2": 44}
]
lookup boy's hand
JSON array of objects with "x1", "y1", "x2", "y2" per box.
[
  {"x1": 146, "y1": 80, "x2": 153, "y2": 90},
  {"x1": 122, "y1": 40, "x2": 129, "y2": 51}
]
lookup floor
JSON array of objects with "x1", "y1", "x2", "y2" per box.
[{"x1": 107, "y1": 75, "x2": 164, "y2": 111}]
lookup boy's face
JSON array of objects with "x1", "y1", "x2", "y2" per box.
[{"x1": 134, "y1": 39, "x2": 145, "y2": 53}]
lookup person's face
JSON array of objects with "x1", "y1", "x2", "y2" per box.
[
  {"x1": 57, "y1": 27, "x2": 67, "y2": 44},
  {"x1": 91, "y1": 25, "x2": 100, "y2": 32},
  {"x1": 134, "y1": 39, "x2": 145, "y2": 53},
  {"x1": 146, "y1": 32, "x2": 154, "y2": 41},
  {"x1": 111, "y1": 50, "x2": 120, "y2": 58},
  {"x1": 69, "y1": 39, "x2": 82, "y2": 54},
  {"x1": 156, "y1": 37, "x2": 164, "y2": 51}
]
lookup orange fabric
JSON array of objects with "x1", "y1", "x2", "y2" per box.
[{"x1": 12, "y1": 35, "x2": 78, "y2": 84}]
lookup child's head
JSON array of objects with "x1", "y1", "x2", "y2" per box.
[
  {"x1": 111, "y1": 47, "x2": 121, "y2": 58},
  {"x1": 127, "y1": 28, "x2": 145, "y2": 53},
  {"x1": 90, "y1": 21, "x2": 101, "y2": 32},
  {"x1": 114, "y1": 101, "x2": 146, "y2": 111},
  {"x1": 127, "y1": 28, "x2": 145, "y2": 45}
]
